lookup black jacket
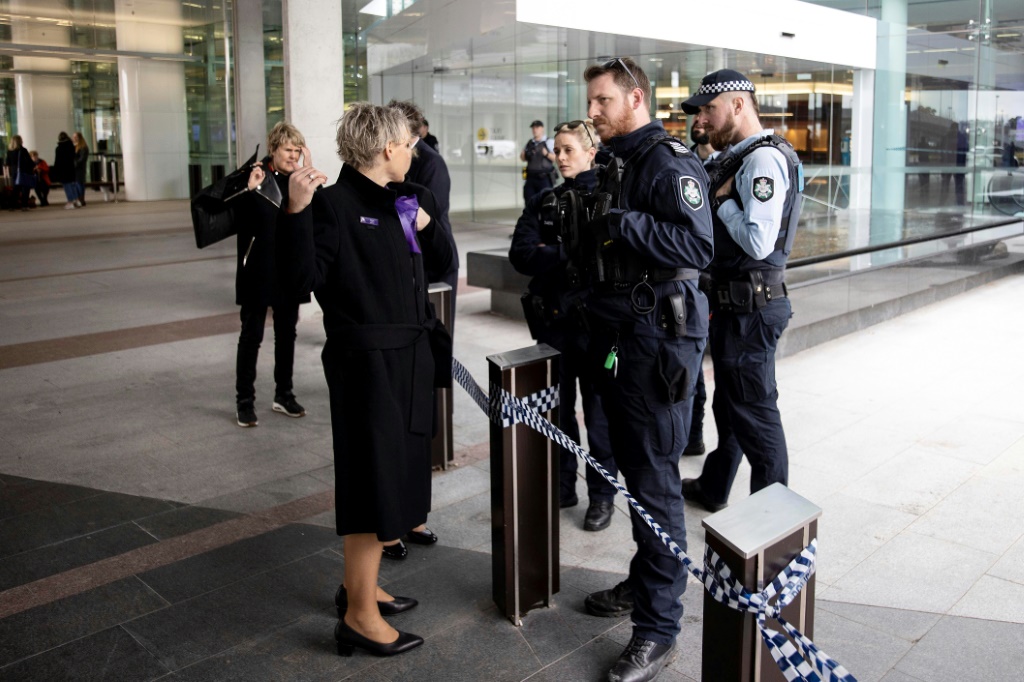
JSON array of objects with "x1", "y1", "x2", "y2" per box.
[
  {"x1": 74, "y1": 146, "x2": 89, "y2": 184},
  {"x1": 407, "y1": 142, "x2": 458, "y2": 280},
  {"x1": 282, "y1": 163, "x2": 454, "y2": 540},
  {"x1": 53, "y1": 140, "x2": 75, "y2": 184},
  {"x1": 509, "y1": 169, "x2": 598, "y2": 323},
  {"x1": 588, "y1": 120, "x2": 713, "y2": 337},
  {"x1": 5, "y1": 147, "x2": 33, "y2": 178},
  {"x1": 235, "y1": 158, "x2": 311, "y2": 307}
]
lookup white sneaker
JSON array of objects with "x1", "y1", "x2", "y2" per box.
[
  {"x1": 64, "y1": 203, "x2": 76, "y2": 210},
  {"x1": 74, "y1": 200, "x2": 83, "y2": 207}
]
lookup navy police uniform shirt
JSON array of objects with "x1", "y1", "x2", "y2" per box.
[
  {"x1": 715, "y1": 128, "x2": 790, "y2": 261},
  {"x1": 590, "y1": 120, "x2": 714, "y2": 338}
]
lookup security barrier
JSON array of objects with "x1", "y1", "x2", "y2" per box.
[
  {"x1": 428, "y1": 283, "x2": 454, "y2": 470},
  {"x1": 451, "y1": 354, "x2": 856, "y2": 682}
]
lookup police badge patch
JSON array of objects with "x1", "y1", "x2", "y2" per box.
[
  {"x1": 679, "y1": 176, "x2": 704, "y2": 211},
  {"x1": 752, "y1": 176, "x2": 774, "y2": 203}
]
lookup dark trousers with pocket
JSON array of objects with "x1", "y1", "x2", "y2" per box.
[
  {"x1": 524, "y1": 172, "x2": 553, "y2": 203},
  {"x1": 591, "y1": 329, "x2": 704, "y2": 645},
  {"x1": 698, "y1": 297, "x2": 791, "y2": 504},
  {"x1": 541, "y1": 324, "x2": 617, "y2": 505},
  {"x1": 235, "y1": 303, "x2": 300, "y2": 406}
]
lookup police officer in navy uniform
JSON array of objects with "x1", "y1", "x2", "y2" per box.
[
  {"x1": 679, "y1": 69, "x2": 803, "y2": 513},
  {"x1": 520, "y1": 120, "x2": 556, "y2": 201},
  {"x1": 580, "y1": 57, "x2": 713, "y2": 682}
]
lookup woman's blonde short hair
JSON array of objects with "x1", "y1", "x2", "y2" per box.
[
  {"x1": 335, "y1": 102, "x2": 409, "y2": 171},
  {"x1": 267, "y1": 121, "x2": 305, "y2": 153},
  {"x1": 7, "y1": 135, "x2": 23, "y2": 151},
  {"x1": 554, "y1": 119, "x2": 599, "y2": 152}
]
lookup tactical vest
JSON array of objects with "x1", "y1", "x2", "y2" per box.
[
  {"x1": 525, "y1": 139, "x2": 554, "y2": 174},
  {"x1": 706, "y1": 134, "x2": 803, "y2": 278},
  {"x1": 593, "y1": 134, "x2": 701, "y2": 286}
]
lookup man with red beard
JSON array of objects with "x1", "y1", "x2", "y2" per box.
[
  {"x1": 678, "y1": 70, "x2": 803, "y2": 515},
  {"x1": 578, "y1": 57, "x2": 713, "y2": 682}
]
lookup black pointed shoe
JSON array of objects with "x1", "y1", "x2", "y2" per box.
[
  {"x1": 334, "y1": 585, "x2": 417, "y2": 618},
  {"x1": 607, "y1": 636, "x2": 677, "y2": 682},
  {"x1": 585, "y1": 580, "x2": 635, "y2": 617},
  {"x1": 405, "y1": 528, "x2": 438, "y2": 545},
  {"x1": 334, "y1": 620, "x2": 423, "y2": 657},
  {"x1": 584, "y1": 500, "x2": 614, "y2": 531},
  {"x1": 382, "y1": 540, "x2": 407, "y2": 560}
]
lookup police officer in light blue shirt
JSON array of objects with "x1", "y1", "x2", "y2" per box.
[{"x1": 678, "y1": 69, "x2": 804, "y2": 514}]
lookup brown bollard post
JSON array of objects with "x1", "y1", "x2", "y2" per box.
[
  {"x1": 701, "y1": 483, "x2": 822, "y2": 681},
  {"x1": 487, "y1": 344, "x2": 560, "y2": 625},
  {"x1": 428, "y1": 283, "x2": 453, "y2": 470}
]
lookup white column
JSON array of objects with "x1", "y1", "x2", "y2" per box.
[
  {"x1": 849, "y1": 68, "x2": 875, "y2": 270},
  {"x1": 233, "y1": 0, "x2": 268, "y2": 161},
  {"x1": 10, "y1": 0, "x2": 73, "y2": 153},
  {"x1": 283, "y1": 0, "x2": 345, "y2": 183},
  {"x1": 115, "y1": 0, "x2": 189, "y2": 201}
]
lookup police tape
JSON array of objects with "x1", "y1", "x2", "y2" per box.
[{"x1": 451, "y1": 357, "x2": 856, "y2": 682}]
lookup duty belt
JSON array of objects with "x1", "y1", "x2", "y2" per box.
[{"x1": 711, "y1": 269, "x2": 787, "y2": 313}]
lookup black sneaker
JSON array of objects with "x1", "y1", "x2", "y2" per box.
[
  {"x1": 236, "y1": 403, "x2": 258, "y2": 428},
  {"x1": 607, "y1": 636, "x2": 677, "y2": 682},
  {"x1": 585, "y1": 580, "x2": 634, "y2": 617},
  {"x1": 272, "y1": 394, "x2": 305, "y2": 418}
]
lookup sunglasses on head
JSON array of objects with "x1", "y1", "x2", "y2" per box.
[
  {"x1": 603, "y1": 57, "x2": 641, "y2": 91},
  {"x1": 555, "y1": 120, "x2": 596, "y2": 149}
]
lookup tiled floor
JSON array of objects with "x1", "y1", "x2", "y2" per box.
[{"x1": 1, "y1": 198, "x2": 1023, "y2": 681}]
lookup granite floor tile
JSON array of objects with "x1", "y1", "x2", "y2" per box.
[
  {"x1": 123, "y1": 552, "x2": 342, "y2": 672},
  {"x1": 367, "y1": 606, "x2": 540, "y2": 682},
  {"x1": 894, "y1": 615, "x2": 1024, "y2": 682},
  {"x1": 135, "y1": 523, "x2": 340, "y2": 604},
  {"x1": 988, "y1": 534, "x2": 1024, "y2": 586},
  {"x1": 167, "y1": 611, "x2": 373, "y2": 682},
  {"x1": 194, "y1": 473, "x2": 333, "y2": 515},
  {"x1": 422, "y1": 489, "x2": 491, "y2": 551},
  {"x1": 826, "y1": 532, "x2": 998, "y2": 613},
  {"x1": 132, "y1": 505, "x2": 243, "y2": 541},
  {"x1": 0, "y1": 625, "x2": 169, "y2": 682},
  {"x1": 810, "y1": 606, "x2": 916, "y2": 682},
  {"x1": 949, "y1": 574, "x2": 1024, "y2": 624},
  {"x1": 0, "y1": 477, "x2": 103, "y2": 520},
  {"x1": 816, "y1": 600, "x2": 940, "y2": 643},
  {"x1": 0, "y1": 577, "x2": 168, "y2": 667},
  {"x1": 812, "y1": 493, "x2": 917, "y2": 585},
  {"x1": 0, "y1": 522, "x2": 157, "y2": 591},
  {"x1": 516, "y1": 598, "x2": 587, "y2": 665},
  {"x1": 840, "y1": 448, "x2": 979, "y2": 516},
  {"x1": 878, "y1": 671, "x2": 930, "y2": 682},
  {"x1": 523, "y1": 637, "x2": 630, "y2": 682},
  {"x1": 0, "y1": 491, "x2": 178, "y2": 558},
  {"x1": 906, "y1": 474, "x2": 1024, "y2": 554}
]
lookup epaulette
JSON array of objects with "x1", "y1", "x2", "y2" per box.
[{"x1": 661, "y1": 138, "x2": 692, "y2": 157}]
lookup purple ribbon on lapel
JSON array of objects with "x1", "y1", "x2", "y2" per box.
[{"x1": 395, "y1": 195, "x2": 422, "y2": 254}]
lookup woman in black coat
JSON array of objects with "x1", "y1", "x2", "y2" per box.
[
  {"x1": 4, "y1": 135, "x2": 35, "y2": 210},
  {"x1": 53, "y1": 132, "x2": 77, "y2": 209},
  {"x1": 233, "y1": 121, "x2": 312, "y2": 427},
  {"x1": 282, "y1": 103, "x2": 453, "y2": 658}
]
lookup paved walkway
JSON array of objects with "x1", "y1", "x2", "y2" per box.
[{"x1": 0, "y1": 199, "x2": 1022, "y2": 681}]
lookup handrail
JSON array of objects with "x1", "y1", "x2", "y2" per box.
[{"x1": 788, "y1": 217, "x2": 1023, "y2": 268}]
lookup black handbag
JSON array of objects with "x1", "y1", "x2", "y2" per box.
[
  {"x1": 190, "y1": 146, "x2": 282, "y2": 249},
  {"x1": 14, "y1": 149, "x2": 36, "y2": 189}
]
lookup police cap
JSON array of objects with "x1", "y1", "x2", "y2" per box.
[
  {"x1": 530, "y1": 120, "x2": 544, "y2": 128},
  {"x1": 681, "y1": 69, "x2": 756, "y2": 114}
]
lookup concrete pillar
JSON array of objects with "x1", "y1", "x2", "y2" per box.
[
  {"x1": 115, "y1": 0, "x2": 190, "y2": 200},
  {"x1": 10, "y1": 0, "x2": 73, "y2": 153},
  {"x1": 233, "y1": 0, "x2": 268, "y2": 161},
  {"x1": 849, "y1": 68, "x2": 875, "y2": 268},
  {"x1": 282, "y1": 0, "x2": 345, "y2": 184}
]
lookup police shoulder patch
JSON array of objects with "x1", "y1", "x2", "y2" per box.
[
  {"x1": 752, "y1": 176, "x2": 775, "y2": 203},
  {"x1": 679, "y1": 176, "x2": 704, "y2": 211}
]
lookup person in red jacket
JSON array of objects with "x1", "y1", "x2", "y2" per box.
[{"x1": 30, "y1": 151, "x2": 51, "y2": 207}]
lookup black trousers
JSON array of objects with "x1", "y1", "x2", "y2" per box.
[
  {"x1": 35, "y1": 183, "x2": 49, "y2": 206},
  {"x1": 235, "y1": 303, "x2": 300, "y2": 405},
  {"x1": 524, "y1": 172, "x2": 552, "y2": 203},
  {"x1": 698, "y1": 297, "x2": 791, "y2": 504},
  {"x1": 688, "y1": 364, "x2": 706, "y2": 445},
  {"x1": 591, "y1": 329, "x2": 705, "y2": 645},
  {"x1": 540, "y1": 324, "x2": 617, "y2": 505}
]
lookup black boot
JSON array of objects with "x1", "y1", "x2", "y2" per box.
[
  {"x1": 607, "y1": 636, "x2": 677, "y2": 682},
  {"x1": 585, "y1": 580, "x2": 634, "y2": 617}
]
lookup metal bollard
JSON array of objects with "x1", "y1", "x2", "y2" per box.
[
  {"x1": 428, "y1": 283, "x2": 453, "y2": 470},
  {"x1": 701, "y1": 483, "x2": 822, "y2": 681},
  {"x1": 488, "y1": 344, "x2": 560, "y2": 625}
]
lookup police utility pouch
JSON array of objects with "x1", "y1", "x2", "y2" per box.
[
  {"x1": 668, "y1": 292, "x2": 687, "y2": 336},
  {"x1": 520, "y1": 292, "x2": 549, "y2": 340},
  {"x1": 728, "y1": 281, "x2": 754, "y2": 312}
]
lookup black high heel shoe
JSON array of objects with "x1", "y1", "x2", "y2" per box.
[
  {"x1": 405, "y1": 528, "x2": 438, "y2": 545},
  {"x1": 334, "y1": 619, "x2": 423, "y2": 657},
  {"x1": 334, "y1": 585, "x2": 418, "y2": 617},
  {"x1": 382, "y1": 540, "x2": 408, "y2": 560}
]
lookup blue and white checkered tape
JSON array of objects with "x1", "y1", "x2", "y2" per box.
[{"x1": 450, "y1": 357, "x2": 857, "y2": 682}]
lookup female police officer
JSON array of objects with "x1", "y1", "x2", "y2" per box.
[{"x1": 509, "y1": 119, "x2": 619, "y2": 532}]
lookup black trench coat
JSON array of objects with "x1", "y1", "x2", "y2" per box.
[{"x1": 283, "y1": 164, "x2": 453, "y2": 540}]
